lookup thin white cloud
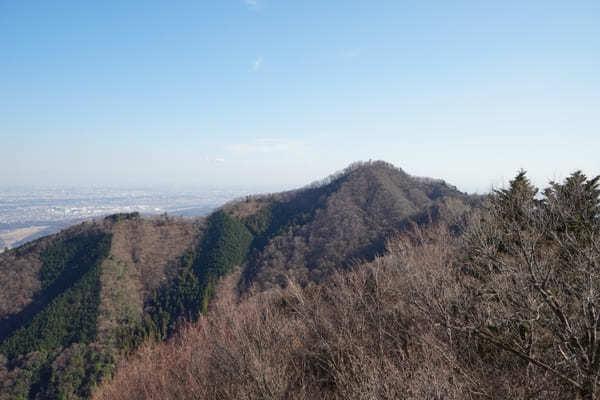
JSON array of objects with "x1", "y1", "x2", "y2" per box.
[
  {"x1": 244, "y1": 0, "x2": 258, "y2": 8},
  {"x1": 198, "y1": 156, "x2": 226, "y2": 164},
  {"x1": 342, "y1": 48, "x2": 361, "y2": 60},
  {"x1": 252, "y1": 56, "x2": 263, "y2": 72},
  {"x1": 227, "y1": 139, "x2": 299, "y2": 154}
]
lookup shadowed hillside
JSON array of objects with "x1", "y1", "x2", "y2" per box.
[{"x1": 234, "y1": 161, "x2": 475, "y2": 288}]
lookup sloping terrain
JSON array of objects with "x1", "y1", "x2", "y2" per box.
[
  {"x1": 0, "y1": 214, "x2": 201, "y2": 399},
  {"x1": 97, "y1": 216, "x2": 200, "y2": 348},
  {"x1": 92, "y1": 226, "x2": 477, "y2": 400},
  {"x1": 95, "y1": 170, "x2": 600, "y2": 400},
  {"x1": 235, "y1": 161, "x2": 474, "y2": 288},
  {"x1": 0, "y1": 161, "x2": 478, "y2": 399},
  {"x1": 0, "y1": 222, "x2": 102, "y2": 326}
]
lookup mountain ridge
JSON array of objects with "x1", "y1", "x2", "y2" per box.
[
  {"x1": 0, "y1": 161, "x2": 477, "y2": 399},
  {"x1": 235, "y1": 161, "x2": 473, "y2": 288}
]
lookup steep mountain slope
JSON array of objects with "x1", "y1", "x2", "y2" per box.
[
  {"x1": 93, "y1": 227, "x2": 471, "y2": 400},
  {"x1": 0, "y1": 161, "x2": 477, "y2": 399},
  {"x1": 0, "y1": 214, "x2": 202, "y2": 399},
  {"x1": 233, "y1": 161, "x2": 474, "y2": 288},
  {"x1": 96, "y1": 215, "x2": 200, "y2": 348}
]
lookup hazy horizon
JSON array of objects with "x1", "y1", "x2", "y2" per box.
[
  {"x1": 2, "y1": 1, "x2": 598, "y2": 193},
  {"x1": 0, "y1": 162, "x2": 591, "y2": 196}
]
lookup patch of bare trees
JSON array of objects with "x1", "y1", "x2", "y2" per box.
[
  {"x1": 415, "y1": 171, "x2": 600, "y2": 400},
  {"x1": 95, "y1": 170, "x2": 600, "y2": 400}
]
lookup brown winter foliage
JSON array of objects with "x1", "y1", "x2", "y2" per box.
[
  {"x1": 93, "y1": 225, "x2": 463, "y2": 400},
  {"x1": 4, "y1": 165, "x2": 598, "y2": 399},
  {"x1": 97, "y1": 216, "x2": 201, "y2": 346},
  {"x1": 95, "y1": 170, "x2": 600, "y2": 400},
  {"x1": 92, "y1": 223, "x2": 564, "y2": 400},
  {"x1": 0, "y1": 216, "x2": 200, "y2": 332},
  {"x1": 0, "y1": 245, "x2": 42, "y2": 319},
  {"x1": 104, "y1": 216, "x2": 200, "y2": 301},
  {"x1": 243, "y1": 161, "x2": 475, "y2": 289}
]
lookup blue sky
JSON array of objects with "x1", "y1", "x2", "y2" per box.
[{"x1": 1, "y1": 0, "x2": 599, "y2": 192}]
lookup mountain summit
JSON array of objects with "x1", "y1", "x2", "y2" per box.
[{"x1": 232, "y1": 161, "x2": 472, "y2": 288}]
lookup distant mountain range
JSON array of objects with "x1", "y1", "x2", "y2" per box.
[{"x1": 0, "y1": 161, "x2": 478, "y2": 399}]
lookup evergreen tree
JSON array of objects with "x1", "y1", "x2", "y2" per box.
[{"x1": 463, "y1": 170, "x2": 600, "y2": 400}]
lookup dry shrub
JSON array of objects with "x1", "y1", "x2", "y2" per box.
[
  {"x1": 390, "y1": 223, "x2": 569, "y2": 399},
  {"x1": 95, "y1": 223, "x2": 567, "y2": 400},
  {"x1": 94, "y1": 271, "x2": 310, "y2": 400},
  {"x1": 95, "y1": 223, "x2": 471, "y2": 399}
]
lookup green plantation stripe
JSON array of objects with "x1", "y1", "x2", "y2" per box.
[
  {"x1": 0, "y1": 233, "x2": 111, "y2": 359},
  {"x1": 40, "y1": 232, "x2": 111, "y2": 290},
  {"x1": 120, "y1": 211, "x2": 255, "y2": 345},
  {"x1": 195, "y1": 210, "x2": 254, "y2": 279}
]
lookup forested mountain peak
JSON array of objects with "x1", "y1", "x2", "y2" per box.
[
  {"x1": 0, "y1": 161, "x2": 477, "y2": 399},
  {"x1": 233, "y1": 161, "x2": 473, "y2": 289}
]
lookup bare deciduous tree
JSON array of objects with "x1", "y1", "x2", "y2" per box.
[{"x1": 461, "y1": 171, "x2": 600, "y2": 400}]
